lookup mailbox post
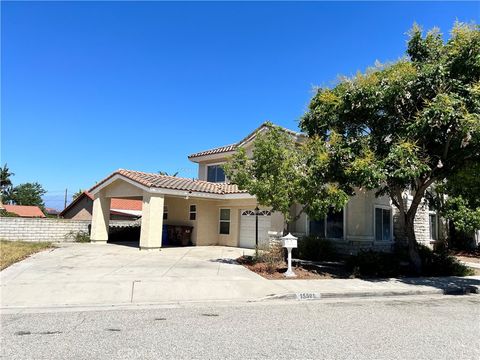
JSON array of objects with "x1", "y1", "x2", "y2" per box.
[{"x1": 281, "y1": 233, "x2": 297, "y2": 278}]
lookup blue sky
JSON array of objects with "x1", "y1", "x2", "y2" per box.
[{"x1": 2, "y1": 1, "x2": 478, "y2": 209}]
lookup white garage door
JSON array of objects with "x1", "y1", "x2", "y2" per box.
[{"x1": 239, "y1": 210, "x2": 272, "y2": 249}]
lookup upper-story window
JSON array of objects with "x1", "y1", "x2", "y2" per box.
[{"x1": 207, "y1": 164, "x2": 226, "y2": 183}]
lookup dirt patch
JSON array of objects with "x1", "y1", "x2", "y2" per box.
[{"x1": 237, "y1": 256, "x2": 351, "y2": 280}]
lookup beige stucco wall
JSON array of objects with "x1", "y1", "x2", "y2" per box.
[
  {"x1": 173, "y1": 197, "x2": 284, "y2": 247},
  {"x1": 104, "y1": 179, "x2": 143, "y2": 198},
  {"x1": 346, "y1": 189, "x2": 391, "y2": 241},
  {"x1": 290, "y1": 189, "x2": 392, "y2": 242}
]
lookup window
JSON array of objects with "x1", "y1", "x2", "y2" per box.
[
  {"x1": 308, "y1": 208, "x2": 344, "y2": 239},
  {"x1": 429, "y1": 213, "x2": 438, "y2": 240},
  {"x1": 375, "y1": 207, "x2": 392, "y2": 241},
  {"x1": 309, "y1": 219, "x2": 325, "y2": 237},
  {"x1": 219, "y1": 209, "x2": 230, "y2": 234},
  {"x1": 207, "y1": 165, "x2": 226, "y2": 183},
  {"x1": 163, "y1": 206, "x2": 168, "y2": 220},
  {"x1": 189, "y1": 205, "x2": 197, "y2": 221},
  {"x1": 326, "y1": 208, "x2": 344, "y2": 239}
]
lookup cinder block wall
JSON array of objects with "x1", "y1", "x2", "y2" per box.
[{"x1": 0, "y1": 217, "x2": 137, "y2": 242}]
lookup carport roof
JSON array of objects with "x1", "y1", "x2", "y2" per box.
[{"x1": 90, "y1": 169, "x2": 248, "y2": 196}]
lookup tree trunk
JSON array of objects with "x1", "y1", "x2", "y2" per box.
[{"x1": 405, "y1": 214, "x2": 422, "y2": 274}]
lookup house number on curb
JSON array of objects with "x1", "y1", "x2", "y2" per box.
[{"x1": 296, "y1": 293, "x2": 321, "y2": 300}]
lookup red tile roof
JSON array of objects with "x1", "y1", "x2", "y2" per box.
[
  {"x1": 188, "y1": 122, "x2": 304, "y2": 160},
  {"x1": 4, "y1": 205, "x2": 46, "y2": 218},
  {"x1": 187, "y1": 144, "x2": 237, "y2": 159},
  {"x1": 110, "y1": 198, "x2": 143, "y2": 210},
  {"x1": 90, "y1": 169, "x2": 247, "y2": 195}
]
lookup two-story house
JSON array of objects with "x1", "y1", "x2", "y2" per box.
[{"x1": 89, "y1": 122, "x2": 444, "y2": 252}]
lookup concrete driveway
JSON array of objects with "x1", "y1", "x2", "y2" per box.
[{"x1": 1, "y1": 243, "x2": 283, "y2": 311}]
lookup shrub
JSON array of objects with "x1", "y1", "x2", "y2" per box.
[
  {"x1": 0, "y1": 209, "x2": 18, "y2": 217},
  {"x1": 65, "y1": 230, "x2": 90, "y2": 243},
  {"x1": 346, "y1": 246, "x2": 475, "y2": 278},
  {"x1": 255, "y1": 242, "x2": 284, "y2": 274},
  {"x1": 346, "y1": 250, "x2": 402, "y2": 278},
  {"x1": 418, "y1": 245, "x2": 474, "y2": 277},
  {"x1": 295, "y1": 235, "x2": 336, "y2": 261}
]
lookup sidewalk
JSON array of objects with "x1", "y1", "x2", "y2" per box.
[{"x1": 265, "y1": 276, "x2": 480, "y2": 301}]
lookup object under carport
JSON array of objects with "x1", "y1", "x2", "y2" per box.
[{"x1": 166, "y1": 225, "x2": 193, "y2": 246}]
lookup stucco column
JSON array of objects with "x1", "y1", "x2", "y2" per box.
[
  {"x1": 139, "y1": 192, "x2": 164, "y2": 250},
  {"x1": 90, "y1": 194, "x2": 111, "y2": 244}
]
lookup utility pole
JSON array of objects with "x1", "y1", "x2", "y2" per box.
[{"x1": 64, "y1": 188, "x2": 68, "y2": 210}]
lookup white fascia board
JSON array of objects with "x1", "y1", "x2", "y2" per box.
[
  {"x1": 224, "y1": 193, "x2": 255, "y2": 200},
  {"x1": 150, "y1": 186, "x2": 254, "y2": 200},
  {"x1": 188, "y1": 151, "x2": 236, "y2": 163},
  {"x1": 90, "y1": 174, "x2": 150, "y2": 196}
]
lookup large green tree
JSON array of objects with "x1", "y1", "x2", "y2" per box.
[
  {"x1": 300, "y1": 22, "x2": 480, "y2": 270},
  {"x1": 224, "y1": 123, "x2": 349, "y2": 229},
  {"x1": 11, "y1": 182, "x2": 47, "y2": 210}
]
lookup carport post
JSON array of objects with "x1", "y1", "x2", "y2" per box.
[
  {"x1": 90, "y1": 194, "x2": 111, "y2": 244},
  {"x1": 139, "y1": 192, "x2": 164, "y2": 250}
]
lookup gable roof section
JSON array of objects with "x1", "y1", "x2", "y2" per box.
[
  {"x1": 59, "y1": 190, "x2": 144, "y2": 217},
  {"x1": 188, "y1": 122, "x2": 304, "y2": 161},
  {"x1": 4, "y1": 205, "x2": 46, "y2": 218},
  {"x1": 89, "y1": 169, "x2": 247, "y2": 196}
]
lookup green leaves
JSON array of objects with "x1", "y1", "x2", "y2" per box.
[
  {"x1": 442, "y1": 196, "x2": 480, "y2": 234},
  {"x1": 9, "y1": 182, "x2": 47, "y2": 210},
  {"x1": 225, "y1": 126, "x2": 301, "y2": 220},
  {"x1": 224, "y1": 126, "x2": 350, "y2": 223},
  {"x1": 301, "y1": 22, "x2": 480, "y2": 198}
]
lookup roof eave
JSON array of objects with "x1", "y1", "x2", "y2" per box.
[
  {"x1": 188, "y1": 150, "x2": 237, "y2": 163},
  {"x1": 89, "y1": 172, "x2": 253, "y2": 200}
]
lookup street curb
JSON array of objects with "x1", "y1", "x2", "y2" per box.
[{"x1": 261, "y1": 285, "x2": 479, "y2": 301}]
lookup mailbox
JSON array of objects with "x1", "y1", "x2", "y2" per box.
[
  {"x1": 281, "y1": 233, "x2": 298, "y2": 277},
  {"x1": 281, "y1": 233, "x2": 298, "y2": 249}
]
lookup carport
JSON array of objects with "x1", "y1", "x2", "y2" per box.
[{"x1": 89, "y1": 169, "x2": 256, "y2": 249}]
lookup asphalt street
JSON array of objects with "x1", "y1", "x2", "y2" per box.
[{"x1": 1, "y1": 295, "x2": 479, "y2": 360}]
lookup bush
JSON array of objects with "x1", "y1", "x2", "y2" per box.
[
  {"x1": 255, "y1": 242, "x2": 284, "y2": 274},
  {"x1": 346, "y1": 250, "x2": 402, "y2": 278},
  {"x1": 65, "y1": 230, "x2": 90, "y2": 243},
  {"x1": 294, "y1": 235, "x2": 336, "y2": 261},
  {"x1": 0, "y1": 209, "x2": 18, "y2": 217},
  {"x1": 346, "y1": 246, "x2": 475, "y2": 278},
  {"x1": 418, "y1": 245, "x2": 474, "y2": 277}
]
